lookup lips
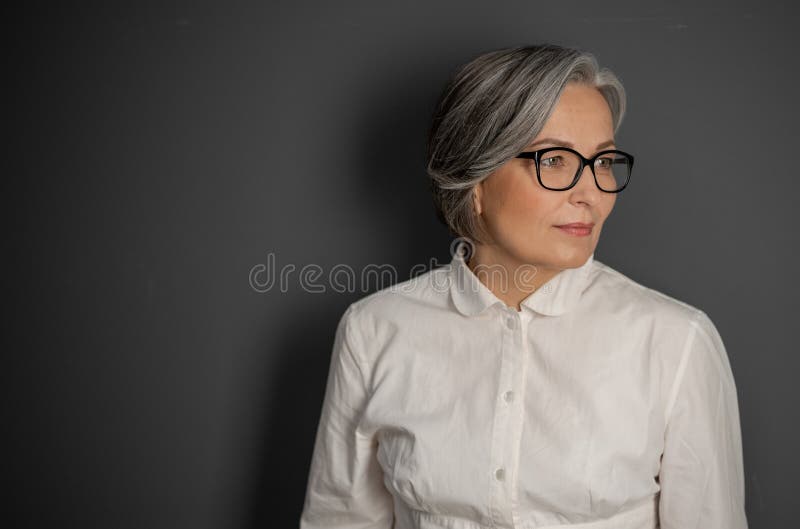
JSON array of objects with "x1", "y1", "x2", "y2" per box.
[
  {"x1": 554, "y1": 222, "x2": 594, "y2": 237},
  {"x1": 555, "y1": 222, "x2": 595, "y2": 229}
]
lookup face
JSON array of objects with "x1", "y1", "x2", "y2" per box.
[{"x1": 473, "y1": 82, "x2": 618, "y2": 273}]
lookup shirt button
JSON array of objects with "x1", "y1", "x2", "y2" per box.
[
  {"x1": 495, "y1": 467, "x2": 505, "y2": 481},
  {"x1": 505, "y1": 316, "x2": 516, "y2": 329},
  {"x1": 503, "y1": 390, "x2": 514, "y2": 403}
]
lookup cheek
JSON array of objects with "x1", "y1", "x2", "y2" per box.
[{"x1": 490, "y1": 184, "x2": 559, "y2": 230}]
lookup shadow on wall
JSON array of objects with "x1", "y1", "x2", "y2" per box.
[{"x1": 246, "y1": 51, "x2": 455, "y2": 527}]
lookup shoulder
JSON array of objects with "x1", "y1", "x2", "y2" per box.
[
  {"x1": 349, "y1": 264, "x2": 451, "y2": 316},
  {"x1": 586, "y1": 258, "x2": 707, "y2": 332},
  {"x1": 338, "y1": 264, "x2": 453, "y2": 355},
  {"x1": 585, "y1": 259, "x2": 730, "y2": 395}
]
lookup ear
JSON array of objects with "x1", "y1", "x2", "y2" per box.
[{"x1": 472, "y1": 183, "x2": 483, "y2": 216}]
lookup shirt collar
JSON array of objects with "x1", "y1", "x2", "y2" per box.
[{"x1": 449, "y1": 240, "x2": 594, "y2": 317}]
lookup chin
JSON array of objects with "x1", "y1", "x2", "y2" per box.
[
  {"x1": 508, "y1": 235, "x2": 595, "y2": 269},
  {"x1": 549, "y1": 245, "x2": 594, "y2": 269}
]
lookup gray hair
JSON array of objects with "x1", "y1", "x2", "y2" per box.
[{"x1": 426, "y1": 44, "x2": 627, "y2": 244}]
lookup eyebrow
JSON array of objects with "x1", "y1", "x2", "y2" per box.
[{"x1": 527, "y1": 138, "x2": 616, "y2": 150}]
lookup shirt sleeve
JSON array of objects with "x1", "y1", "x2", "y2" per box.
[
  {"x1": 658, "y1": 310, "x2": 748, "y2": 528},
  {"x1": 299, "y1": 304, "x2": 395, "y2": 529}
]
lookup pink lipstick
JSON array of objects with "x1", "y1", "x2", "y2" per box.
[{"x1": 555, "y1": 222, "x2": 594, "y2": 237}]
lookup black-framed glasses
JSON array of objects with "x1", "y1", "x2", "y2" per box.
[{"x1": 516, "y1": 147, "x2": 634, "y2": 192}]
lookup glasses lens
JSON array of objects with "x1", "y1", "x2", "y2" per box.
[
  {"x1": 537, "y1": 149, "x2": 581, "y2": 190},
  {"x1": 593, "y1": 152, "x2": 631, "y2": 192}
]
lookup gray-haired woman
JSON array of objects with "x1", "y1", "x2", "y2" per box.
[{"x1": 299, "y1": 43, "x2": 748, "y2": 529}]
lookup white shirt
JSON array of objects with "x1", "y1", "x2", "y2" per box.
[{"x1": 299, "y1": 241, "x2": 748, "y2": 529}]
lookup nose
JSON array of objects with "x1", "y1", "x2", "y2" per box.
[{"x1": 568, "y1": 163, "x2": 601, "y2": 204}]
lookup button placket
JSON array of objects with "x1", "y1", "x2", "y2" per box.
[
  {"x1": 500, "y1": 311, "x2": 519, "y2": 418},
  {"x1": 507, "y1": 310, "x2": 534, "y2": 528},
  {"x1": 487, "y1": 309, "x2": 519, "y2": 528}
]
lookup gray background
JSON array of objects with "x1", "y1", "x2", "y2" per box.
[{"x1": 8, "y1": 1, "x2": 798, "y2": 527}]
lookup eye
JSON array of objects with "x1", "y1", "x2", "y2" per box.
[
  {"x1": 541, "y1": 155, "x2": 564, "y2": 167},
  {"x1": 595, "y1": 157, "x2": 614, "y2": 169}
]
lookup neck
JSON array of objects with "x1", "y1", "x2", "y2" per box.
[{"x1": 467, "y1": 244, "x2": 562, "y2": 311}]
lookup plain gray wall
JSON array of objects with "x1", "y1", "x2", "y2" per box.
[{"x1": 8, "y1": 1, "x2": 798, "y2": 527}]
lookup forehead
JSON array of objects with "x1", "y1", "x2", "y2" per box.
[
  {"x1": 548, "y1": 84, "x2": 612, "y2": 123},
  {"x1": 531, "y1": 84, "x2": 614, "y2": 146}
]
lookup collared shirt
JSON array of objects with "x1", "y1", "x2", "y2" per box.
[{"x1": 299, "y1": 241, "x2": 748, "y2": 529}]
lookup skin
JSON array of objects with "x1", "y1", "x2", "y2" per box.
[{"x1": 469, "y1": 82, "x2": 618, "y2": 311}]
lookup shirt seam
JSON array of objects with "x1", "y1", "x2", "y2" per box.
[
  {"x1": 340, "y1": 303, "x2": 373, "y2": 406},
  {"x1": 411, "y1": 507, "x2": 492, "y2": 529},
  {"x1": 663, "y1": 310, "x2": 703, "y2": 423}
]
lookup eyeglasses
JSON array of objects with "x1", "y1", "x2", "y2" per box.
[{"x1": 515, "y1": 147, "x2": 634, "y2": 192}]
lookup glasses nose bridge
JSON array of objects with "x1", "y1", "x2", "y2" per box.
[{"x1": 574, "y1": 153, "x2": 600, "y2": 189}]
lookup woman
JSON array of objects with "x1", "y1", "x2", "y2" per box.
[{"x1": 299, "y1": 44, "x2": 748, "y2": 529}]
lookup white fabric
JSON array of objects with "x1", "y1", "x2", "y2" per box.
[{"x1": 299, "y1": 241, "x2": 748, "y2": 528}]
